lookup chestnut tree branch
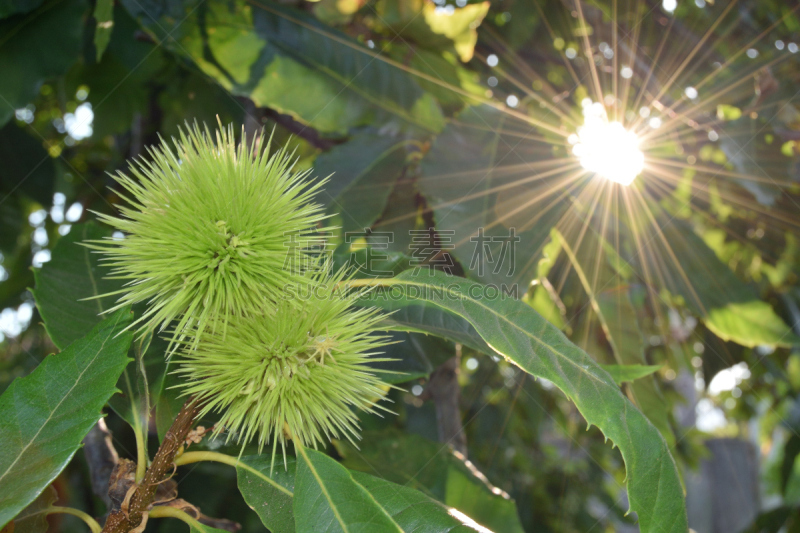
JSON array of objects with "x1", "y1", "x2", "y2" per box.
[{"x1": 102, "y1": 398, "x2": 201, "y2": 533}]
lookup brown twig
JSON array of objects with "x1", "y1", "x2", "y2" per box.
[
  {"x1": 102, "y1": 398, "x2": 201, "y2": 533},
  {"x1": 262, "y1": 107, "x2": 345, "y2": 151}
]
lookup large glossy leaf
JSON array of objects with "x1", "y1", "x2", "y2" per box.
[
  {"x1": 235, "y1": 452, "x2": 483, "y2": 533},
  {"x1": 0, "y1": 309, "x2": 133, "y2": 529},
  {"x1": 121, "y1": 0, "x2": 444, "y2": 135},
  {"x1": 336, "y1": 429, "x2": 525, "y2": 533},
  {"x1": 348, "y1": 471, "x2": 482, "y2": 532},
  {"x1": 236, "y1": 455, "x2": 296, "y2": 533},
  {"x1": 355, "y1": 271, "x2": 688, "y2": 533},
  {"x1": 374, "y1": 0, "x2": 489, "y2": 62},
  {"x1": 294, "y1": 446, "x2": 402, "y2": 532},
  {"x1": 294, "y1": 447, "x2": 480, "y2": 532},
  {"x1": 314, "y1": 131, "x2": 415, "y2": 239},
  {"x1": 0, "y1": 0, "x2": 85, "y2": 127},
  {"x1": 419, "y1": 105, "x2": 569, "y2": 287}
]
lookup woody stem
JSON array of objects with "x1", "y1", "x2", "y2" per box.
[{"x1": 102, "y1": 398, "x2": 201, "y2": 533}]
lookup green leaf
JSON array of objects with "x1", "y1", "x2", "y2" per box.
[
  {"x1": 32, "y1": 222, "x2": 122, "y2": 349},
  {"x1": 0, "y1": 0, "x2": 85, "y2": 127},
  {"x1": 233, "y1": 451, "x2": 490, "y2": 532},
  {"x1": 375, "y1": 0, "x2": 489, "y2": 61},
  {"x1": 706, "y1": 301, "x2": 800, "y2": 348},
  {"x1": 236, "y1": 455, "x2": 296, "y2": 533},
  {"x1": 374, "y1": 331, "x2": 454, "y2": 383},
  {"x1": 0, "y1": 309, "x2": 133, "y2": 529},
  {"x1": 336, "y1": 429, "x2": 525, "y2": 533},
  {"x1": 92, "y1": 0, "x2": 113, "y2": 61},
  {"x1": 32, "y1": 222, "x2": 170, "y2": 440},
  {"x1": 315, "y1": 132, "x2": 415, "y2": 238},
  {"x1": 349, "y1": 471, "x2": 484, "y2": 532},
  {"x1": 651, "y1": 220, "x2": 798, "y2": 348},
  {"x1": 122, "y1": 0, "x2": 444, "y2": 135},
  {"x1": 294, "y1": 447, "x2": 483, "y2": 532},
  {"x1": 294, "y1": 446, "x2": 402, "y2": 532},
  {"x1": 365, "y1": 296, "x2": 491, "y2": 354},
  {"x1": 6, "y1": 485, "x2": 56, "y2": 533},
  {"x1": 357, "y1": 271, "x2": 688, "y2": 533},
  {"x1": 596, "y1": 289, "x2": 674, "y2": 446},
  {"x1": 600, "y1": 364, "x2": 662, "y2": 385},
  {"x1": 419, "y1": 105, "x2": 566, "y2": 286}
]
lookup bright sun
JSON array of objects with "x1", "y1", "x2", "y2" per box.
[{"x1": 570, "y1": 103, "x2": 644, "y2": 186}]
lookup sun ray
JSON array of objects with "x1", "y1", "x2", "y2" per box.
[
  {"x1": 639, "y1": 53, "x2": 791, "y2": 143},
  {"x1": 645, "y1": 173, "x2": 785, "y2": 263},
  {"x1": 644, "y1": 165, "x2": 800, "y2": 232},
  {"x1": 573, "y1": 0, "x2": 607, "y2": 111},
  {"x1": 647, "y1": 156, "x2": 800, "y2": 188},
  {"x1": 628, "y1": 185, "x2": 708, "y2": 315},
  {"x1": 629, "y1": 0, "x2": 740, "y2": 132},
  {"x1": 478, "y1": 32, "x2": 580, "y2": 126},
  {"x1": 530, "y1": 0, "x2": 583, "y2": 89}
]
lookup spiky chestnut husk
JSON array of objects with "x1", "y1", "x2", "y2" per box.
[
  {"x1": 174, "y1": 269, "x2": 394, "y2": 463},
  {"x1": 86, "y1": 122, "x2": 327, "y2": 343}
]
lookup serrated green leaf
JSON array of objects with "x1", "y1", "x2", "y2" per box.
[
  {"x1": 356, "y1": 271, "x2": 688, "y2": 533},
  {"x1": 0, "y1": 309, "x2": 133, "y2": 529},
  {"x1": 337, "y1": 429, "x2": 524, "y2": 533},
  {"x1": 33, "y1": 222, "x2": 170, "y2": 442}
]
